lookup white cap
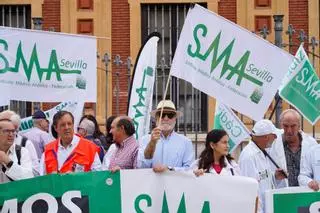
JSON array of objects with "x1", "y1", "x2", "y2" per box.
[{"x1": 251, "y1": 119, "x2": 277, "y2": 136}]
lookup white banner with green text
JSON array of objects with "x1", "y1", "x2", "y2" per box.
[
  {"x1": 170, "y1": 4, "x2": 294, "y2": 121},
  {"x1": 0, "y1": 170, "x2": 258, "y2": 213},
  {"x1": 0, "y1": 27, "x2": 97, "y2": 102}
]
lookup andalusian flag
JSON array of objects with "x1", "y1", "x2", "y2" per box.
[{"x1": 214, "y1": 102, "x2": 250, "y2": 153}]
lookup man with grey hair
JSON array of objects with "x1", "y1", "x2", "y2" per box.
[
  {"x1": 138, "y1": 100, "x2": 194, "y2": 173},
  {"x1": 77, "y1": 119, "x2": 96, "y2": 140},
  {"x1": 0, "y1": 119, "x2": 33, "y2": 183},
  {"x1": 0, "y1": 110, "x2": 39, "y2": 175},
  {"x1": 269, "y1": 109, "x2": 317, "y2": 188},
  {"x1": 78, "y1": 118, "x2": 104, "y2": 161},
  {"x1": 23, "y1": 110, "x2": 53, "y2": 160}
]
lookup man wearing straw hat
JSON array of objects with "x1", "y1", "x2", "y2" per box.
[{"x1": 137, "y1": 100, "x2": 194, "y2": 172}]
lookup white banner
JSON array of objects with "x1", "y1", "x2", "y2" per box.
[
  {"x1": 128, "y1": 33, "x2": 160, "y2": 140},
  {"x1": 214, "y1": 102, "x2": 251, "y2": 153},
  {"x1": 0, "y1": 95, "x2": 9, "y2": 107},
  {"x1": 19, "y1": 101, "x2": 84, "y2": 133},
  {"x1": 0, "y1": 27, "x2": 97, "y2": 102},
  {"x1": 121, "y1": 169, "x2": 258, "y2": 213},
  {"x1": 170, "y1": 4, "x2": 294, "y2": 121}
]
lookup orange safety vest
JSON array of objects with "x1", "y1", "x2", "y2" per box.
[{"x1": 44, "y1": 137, "x2": 99, "y2": 174}]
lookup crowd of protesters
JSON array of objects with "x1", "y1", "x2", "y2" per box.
[{"x1": 0, "y1": 101, "x2": 318, "y2": 213}]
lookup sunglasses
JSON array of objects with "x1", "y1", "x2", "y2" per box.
[{"x1": 156, "y1": 112, "x2": 176, "y2": 119}]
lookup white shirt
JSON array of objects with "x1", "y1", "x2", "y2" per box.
[
  {"x1": 39, "y1": 135, "x2": 101, "y2": 175},
  {"x1": 299, "y1": 144, "x2": 320, "y2": 186},
  {"x1": 239, "y1": 141, "x2": 275, "y2": 213},
  {"x1": 0, "y1": 144, "x2": 34, "y2": 184},
  {"x1": 137, "y1": 132, "x2": 194, "y2": 171},
  {"x1": 269, "y1": 130, "x2": 317, "y2": 188},
  {"x1": 15, "y1": 134, "x2": 40, "y2": 176},
  {"x1": 191, "y1": 158, "x2": 240, "y2": 176},
  {"x1": 102, "y1": 143, "x2": 116, "y2": 170}
]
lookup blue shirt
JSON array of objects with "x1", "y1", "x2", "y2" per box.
[{"x1": 137, "y1": 131, "x2": 194, "y2": 171}]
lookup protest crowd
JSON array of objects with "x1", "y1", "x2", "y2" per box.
[
  {"x1": 0, "y1": 3, "x2": 319, "y2": 213},
  {"x1": 0, "y1": 100, "x2": 318, "y2": 213}
]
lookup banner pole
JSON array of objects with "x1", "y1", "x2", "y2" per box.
[
  {"x1": 157, "y1": 71, "x2": 172, "y2": 127},
  {"x1": 268, "y1": 93, "x2": 281, "y2": 120}
]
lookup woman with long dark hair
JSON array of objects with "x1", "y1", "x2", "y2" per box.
[{"x1": 193, "y1": 129, "x2": 240, "y2": 176}]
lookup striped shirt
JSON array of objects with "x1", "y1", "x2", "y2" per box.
[{"x1": 104, "y1": 135, "x2": 138, "y2": 170}]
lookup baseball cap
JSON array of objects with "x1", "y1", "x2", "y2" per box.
[
  {"x1": 251, "y1": 119, "x2": 277, "y2": 136},
  {"x1": 32, "y1": 110, "x2": 47, "y2": 120}
]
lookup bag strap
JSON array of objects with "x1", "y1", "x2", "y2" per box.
[
  {"x1": 15, "y1": 144, "x2": 22, "y2": 165},
  {"x1": 21, "y1": 136, "x2": 28, "y2": 147}
]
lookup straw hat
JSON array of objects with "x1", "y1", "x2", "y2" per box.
[{"x1": 150, "y1": 100, "x2": 183, "y2": 118}]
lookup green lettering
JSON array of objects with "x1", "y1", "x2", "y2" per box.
[
  {"x1": 187, "y1": 24, "x2": 263, "y2": 86},
  {"x1": 134, "y1": 194, "x2": 152, "y2": 213},
  {"x1": 201, "y1": 201, "x2": 211, "y2": 213}
]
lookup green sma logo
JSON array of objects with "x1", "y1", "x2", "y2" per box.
[
  {"x1": 187, "y1": 24, "x2": 263, "y2": 87},
  {"x1": 0, "y1": 39, "x2": 82, "y2": 82}
]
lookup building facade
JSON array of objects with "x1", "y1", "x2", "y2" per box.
[{"x1": 0, "y1": 0, "x2": 319, "y2": 136}]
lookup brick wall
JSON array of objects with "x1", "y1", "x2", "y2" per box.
[
  {"x1": 42, "y1": 0, "x2": 61, "y2": 111},
  {"x1": 218, "y1": 0, "x2": 237, "y2": 23},
  {"x1": 42, "y1": 0, "x2": 61, "y2": 32},
  {"x1": 288, "y1": 0, "x2": 309, "y2": 53},
  {"x1": 111, "y1": 0, "x2": 130, "y2": 115}
]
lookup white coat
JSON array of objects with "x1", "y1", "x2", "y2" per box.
[
  {"x1": 298, "y1": 144, "x2": 320, "y2": 186},
  {"x1": 191, "y1": 157, "x2": 240, "y2": 176},
  {"x1": 239, "y1": 141, "x2": 275, "y2": 213},
  {"x1": 268, "y1": 131, "x2": 317, "y2": 188}
]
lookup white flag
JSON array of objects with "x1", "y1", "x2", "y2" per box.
[
  {"x1": 128, "y1": 33, "x2": 160, "y2": 140},
  {"x1": 0, "y1": 27, "x2": 96, "y2": 102},
  {"x1": 170, "y1": 4, "x2": 294, "y2": 121}
]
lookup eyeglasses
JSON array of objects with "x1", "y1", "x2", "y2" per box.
[
  {"x1": 0, "y1": 129, "x2": 16, "y2": 135},
  {"x1": 156, "y1": 112, "x2": 176, "y2": 119},
  {"x1": 77, "y1": 127, "x2": 85, "y2": 131}
]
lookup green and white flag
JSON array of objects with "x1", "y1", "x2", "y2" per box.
[
  {"x1": 170, "y1": 4, "x2": 294, "y2": 121},
  {"x1": 0, "y1": 170, "x2": 258, "y2": 213},
  {"x1": 214, "y1": 102, "x2": 250, "y2": 153},
  {"x1": 128, "y1": 33, "x2": 160, "y2": 140},
  {"x1": 279, "y1": 45, "x2": 320, "y2": 125},
  {"x1": 0, "y1": 27, "x2": 97, "y2": 102}
]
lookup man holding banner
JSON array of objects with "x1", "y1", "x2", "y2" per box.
[
  {"x1": 40, "y1": 111, "x2": 101, "y2": 175},
  {"x1": 138, "y1": 100, "x2": 194, "y2": 172}
]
